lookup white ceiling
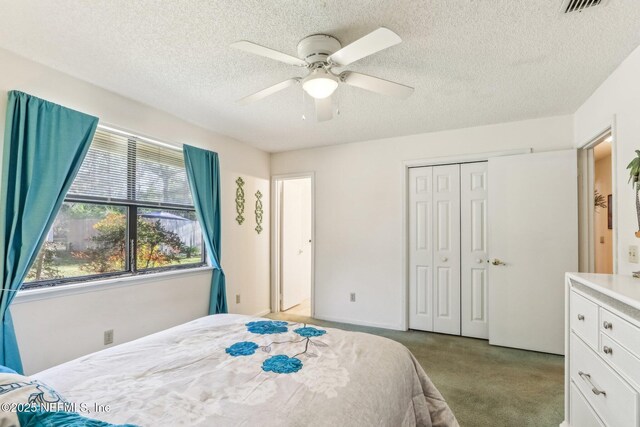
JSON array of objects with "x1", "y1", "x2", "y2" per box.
[{"x1": 0, "y1": 1, "x2": 639, "y2": 153}]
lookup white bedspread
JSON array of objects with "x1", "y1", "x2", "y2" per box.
[{"x1": 34, "y1": 314, "x2": 458, "y2": 427}]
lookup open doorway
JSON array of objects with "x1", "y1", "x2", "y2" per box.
[
  {"x1": 271, "y1": 174, "x2": 314, "y2": 317},
  {"x1": 578, "y1": 129, "x2": 616, "y2": 273},
  {"x1": 594, "y1": 139, "x2": 613, "y2": 273}
]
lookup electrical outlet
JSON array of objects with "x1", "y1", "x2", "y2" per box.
[
  {"x1": 629, "y1": 245, "x2": 639, "y2": 263},
  {"x1": 236, "y1": 294, "x2": 241, "y2": 304},
  {"x1": 350, "y1": 293, "x2": 356, "y2": 302},
  {"x1": 104, "y1": 329, "x2": 114, "y2": 345}
]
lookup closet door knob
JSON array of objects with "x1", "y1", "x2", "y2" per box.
[
  {"x1": 476, "y1": 258, "x2": 483, "y2": 264},
  {"x1": 441, "y1": 257, "x2": 448, "y2": 262},
  {"x1": 603, "y1": 321, "x2": 613, "y2": 330},
  {"x1": 603, "y1": 346, "x2": 613, "y2": 355},
  {"x1": 577, "y1": 314, "x2": 585, "y2": 321}
]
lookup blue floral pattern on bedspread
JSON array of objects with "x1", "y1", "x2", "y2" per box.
[
  {"x1": 246, "y1": 320, "x2": 288, "y2": 335},
  {"x1": 226, "y1": 322, "x2": 329, "y2": 374},
  {"x1": 225, "y1": 341, "x2": 259, "y2": 356},
  {"x1": 262, "y1": 355, "x2": 303, "y2": 374},
  {"x1": 294, "y1": 327, "x2": 326, "y2": 337}
]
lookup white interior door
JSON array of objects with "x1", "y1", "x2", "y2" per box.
[
  {"x1": 488, "y1": 150, "x2": 578, "y2": 354},
  {"x1": 280, "y1": 178, "x2": 312, "y2": 311},
  {"x1": 409, "y1": 167, "x2": 434, "y2": 331},
  {"x1": 432, "y1": 164, "x2": 461, "y2": 335},
  {"x1": 461, "y1": 162, "x2": 489, "y2": 339}
]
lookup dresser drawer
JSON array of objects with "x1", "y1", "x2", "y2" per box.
[
  {"x1": 571, "y1": 381, "x2": 605, "y2": 427},
  {"x1": 570, "y1": 334, "x2": 639, "y2": 427},
  {"x1": 600, "y1": 308, "x2": 640, "y2": 356},
  {"x1": 571, "y1": 291, "x2": 599, "y2": 350},
  {"x1": 600, "y1": 333, "x2": 640, "y2": 389}
]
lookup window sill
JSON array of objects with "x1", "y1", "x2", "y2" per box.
[{"x1": 12, "y1": 266, "x2": 214, "y2": 305}]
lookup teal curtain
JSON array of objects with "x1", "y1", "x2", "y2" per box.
[
  {"x1": 0, "y1": 91, "x2": 98, "y2": 373},
  {"x1": 183, "y1": 145, "x2": 227, "y2": 314}
]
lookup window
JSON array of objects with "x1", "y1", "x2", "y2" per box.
[{"x1": 24, "y1": 128, "x2": 206, "y2": 289}]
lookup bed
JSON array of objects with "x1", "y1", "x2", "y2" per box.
[{"x1": 31, "y1": 314, "x2": 458, "y2": 426}]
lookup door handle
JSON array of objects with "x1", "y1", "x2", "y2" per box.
[
  {"x1": 489, "y1": 258, "x2": 506, "y2": 266},
  {"x1": 441, "y1": 257, "x2": 448, "y2": 262}
]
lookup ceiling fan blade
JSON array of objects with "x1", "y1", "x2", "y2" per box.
[
  {"x1": 341, "y1": 72, "x2": 414, "y2": 99},
  {"x1": 231, "y1": 41, "x2": 307, "y2": 67},
  {"x1": 328, "y1": 27, "x2": 401, "y2": 67},
  {"x1": 237, "y1": 78, "x2": 300, "y2": 106},
  {"x1": 315, "y1": 97, "x2": 333, "y2": 122}
]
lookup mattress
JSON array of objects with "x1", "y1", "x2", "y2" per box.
[{"x1": 33, "y1": 314, "x2": 458, "y2": 426}]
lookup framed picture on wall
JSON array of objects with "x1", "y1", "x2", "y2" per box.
[{"x1": 608, "y1": 194, "x2": 613, "y2": 230}]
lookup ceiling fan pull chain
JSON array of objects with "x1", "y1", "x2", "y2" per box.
[{"x1": 301, "y1": 88, "x2": 307, "y2": 121}]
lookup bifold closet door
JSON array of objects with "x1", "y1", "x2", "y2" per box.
[
  {"x1": 432, "y1": 165, "x2": 461, "y2": 335},
  {"x1": 460, "y1": 162, "x2": 489, "y2": 339},
  {"x1": 409, "y1": 166, "x2": 434, "y2": 332},
  {"x1": 409, "y1": 165, "x2": 461, "y2": 335}
]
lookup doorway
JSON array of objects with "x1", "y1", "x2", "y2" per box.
[
  {"x1": 271, "y1": 174, "x2": 314, "y2": 317},
  {"x1": 578, "y1": 129, "x2": 616, "y2": 273}
]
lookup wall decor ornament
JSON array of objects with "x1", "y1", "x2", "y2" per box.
[
  {"x1": 235, "y1": 177, "x2": 245, "y2": 225},
  {"x1": 627, "y1": 150, "x2": 640, "y2": 237},
  {"x1": 255, "y1": 190, "x2": 264, "y2": 234}
]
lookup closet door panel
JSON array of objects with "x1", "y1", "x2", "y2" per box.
[
  {"x1": 432, "y1": 164, "x2": 461, "y2": 335},
  {"x1": 409, "y1": 167, "x2": 434, "y2": 331},
  {"x1": 461, "y1": 162, "x2": 489, "y2": 339}
]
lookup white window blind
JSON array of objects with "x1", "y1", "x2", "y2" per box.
[{"x1": 68, "y1": 128, "x2": 194, "y2": 207}]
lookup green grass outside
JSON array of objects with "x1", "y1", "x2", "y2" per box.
[{"x1": 32, "y1": 255, "x2": 203, "y2": 281}]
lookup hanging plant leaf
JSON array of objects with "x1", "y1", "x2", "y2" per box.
[
  {"x1": 594, "y1": 190, "x2": 607, "y2": 210},
  {"x1": 628, "y1": 150, "x2": 640, "y2": 232}
]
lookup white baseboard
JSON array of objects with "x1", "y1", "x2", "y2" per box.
[
  {"x1": 253, "y1": 309, "x2": 272, "y2": 317},
  {"x1": 559, "y1": 422, "x2": 569, "y2": 427},
  {"x1": 313, "y1": 313, "x2": 404, "y2": 331}
]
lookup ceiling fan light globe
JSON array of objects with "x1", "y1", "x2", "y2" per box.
[
  {"x1": 303, "y1": 78, "x2": 338, "y2": 99},
  {"x1": 302, "y1": 69, "x2": 339, "y2": 99}
]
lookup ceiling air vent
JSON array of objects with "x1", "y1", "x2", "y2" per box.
[{"x1": 560, "y1": 0, "x2": 609, "y2": 14}]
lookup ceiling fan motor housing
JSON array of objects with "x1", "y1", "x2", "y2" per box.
[{"x1": 297, "y1": 34, "x2": 341, "y2": 65}]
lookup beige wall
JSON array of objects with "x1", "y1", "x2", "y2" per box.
[
  {"x1": 271, "y1": 115, "x2": 574, "y2": 329},
  {"x1": 594, "y1": 153, "x2": 613, "y2": 274},
  {"x1": 575, "y1": 44, "x2": 640, "y2": 275},
  {"x1": 0, "y1": 48, "x2": 271, "y2": 374}
]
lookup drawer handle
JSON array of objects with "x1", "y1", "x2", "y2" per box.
[
  {"x1": 577, "y1": 314, "x2": 585, "y2": 321},
  {"x1": 578, "y1": 371, "x2": 607, "y2": 397},
  {"x1": 603, "y1": 346, "x2": 613, "y2": 355},
  {"x1": 603, "y1": 321, "x2": 613, "y2": 330}
]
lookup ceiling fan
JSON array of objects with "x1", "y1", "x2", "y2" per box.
[{"x1": 231, "y1": 27, "x2": 414, "y2": 122}]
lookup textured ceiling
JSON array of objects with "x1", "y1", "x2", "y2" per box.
[{"x1": 0, "y1": 1, "x2": 639, "y2": 152}]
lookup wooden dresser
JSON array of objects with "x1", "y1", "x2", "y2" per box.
[{"x1": 563, "y1": 273, "x2": 640, "y2": 427}]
